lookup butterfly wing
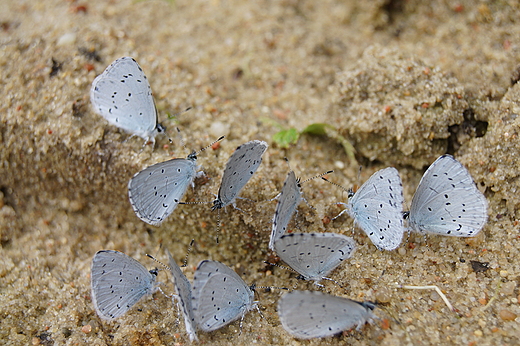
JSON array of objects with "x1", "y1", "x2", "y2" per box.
[
  {"x1": 409, "y1": 155, "x2": 488, "y2": 236},
  {"x1": 212, "y1": 140, "x2": 268, "y2": 210},
  {"x1": 278, "y1": 290, "x2": 375, "y2": 339},
  {"x1": 91, "y1": 250, "x2": 157, "y2": 320},
  {"x1": 191, "y1": 260, "x2": 255, "y2": 332},
  {"x1": 166, "y1": 250, "x2": 198, "y2": 341},
  {"x1": 269, "y1": 171, "x2": 301, "y2": 250},
  {"x1": 274, "y1": 233, "x2": 356, "y2": 282},
  {"x1": 90, "y1": 57, "x2": 159, "y2": 141},
  {"x1": 128, "y1": 156, "x2": 197, "y2": 226},
  {"x1": 348, "y1": 167, "x2": 404, "y2": 250}
]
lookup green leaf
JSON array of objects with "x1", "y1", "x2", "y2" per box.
[
  {"x1": 301, "y1": 123, "x2": 333, "y2": 136},
  {"x1": 272, "y1": 128, "x2": 300, "y2": 148},
  {"x1": 302, "y1": 123, "x2": 357, "y2": 164}
]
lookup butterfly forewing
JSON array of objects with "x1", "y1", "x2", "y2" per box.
[
  {"x1": 90, "y1": 57, "x2": 159, "y2": 141},
  {"x1": 269, "y1": 171, "x2": 301, "y2": 250},
  {"x1": 212, "y1": 140, "x2": 268, "y2": 210},
  {"x1": 191, "y1": 260, "x2": 255, "y2": 332},
  {"x1": 128, "y1": 155, "x2": 197, "y2": 225},
  {"x1": 166, "y1": 249, "x2": 198, "y2": 341},
  {"x1": 274, "y1": 232, "x2": 356, "y2": 282},
  {"x1": 409, "y1": 155, "x2": 488, "y2": 236},
  {"x1": 348, "y1": 167, "x2": 405, "y2": 250},
  {"x1": 278, "y1": 291, "x2": 375, "y2": 339},
  {"x1": 91, "y1": 250, "x2": 157, "y2": 320}
]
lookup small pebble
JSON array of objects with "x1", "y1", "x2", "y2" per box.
[
  {"x1": 501, "y1": 281, "x2": 516, "y2": 296},
  {"x1": 500, "y1": 270, "x2": 508, "y2": 278},
  {"x1": 381, "y1": 318, "x2": 391, "y2": 330},
  {"x1": 57, "y1": 32, "x2": 76, "y2": 46},
  {"x1": 375, "y1": 286, "x2": 391, "y2": 303},
  {"x1": 209, "y1": 121, "x2": 230, "y2": 138},
  {"x1": 473, "y1": 329, "x2": 483, "y2": 337},
  {"x1": 81, "y1": 324, "x2": 92, "y2": 334},
  {"x1": 499, "y1": 309, "x2": 517, "y2": 321}
]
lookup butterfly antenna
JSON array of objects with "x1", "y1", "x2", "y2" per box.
[
  {"x1": 321, "y1": 177, "x2": 352, "y2": 220},
  {"x1": 356, "y1": 165, "x2": 363, "y2": 184},
  {"x1": 322, "y1": 177, "x2": 351, "y2": 195},
  {"x1": 283, "y1": 157, "x2": 293, "y2": 170},
  {"x1": 290, "y1": 170, "x2": 332, "y2": 212},
  {"x1": 146, "y1": 253, "x2": 169, "y2": 270},
  {"x1": 164, "y1": 107, "x2": 191, "y2": 143},
  {"x1": 196, "y1": 135, "x2": 225, "y2": 156},
  {"x1": 179, "y1": 200, "x2": 213, "y2": 205},
  {"x1": 283, "y1": 157, "x2": 333, "y2": 185},
  {"x1": 174, "y1": 127, "x2": 188, "y2": 155},
  {"x1": 145, "y1": 254, "x2": 171, "y2": 299},
  {"x1": 263, "y1": 261, "x2": 297, "y2": 273},
  {"x1": 182, "y1": 239, "x2": 195, "y2": 268},
  {"x1": 264, "y1": 261, "x2": 302, "y2": 286},
  {"x1": 168, "y1": 106, "x2": 192, "y2": 120},
  {"x1": 215, "y1": 209, "x2": 221, "y2": 244},
  {"x1": 301, "y1": 170, "x2": 334, "y2": 185},
  {"x1": 147, "y1": 253, "x2": 186, "y2": 300}
]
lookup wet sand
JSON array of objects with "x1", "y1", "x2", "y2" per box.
[{"x1": 0, "y1": 1, "x2": 519, "y2": 345}]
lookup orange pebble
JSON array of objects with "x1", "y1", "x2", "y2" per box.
[
  {"x1": 499, "y1": 309, "x2": 517, "y2": 321},
  {"x1": 381, "y1": 318, "x2": 391, "y2": 330}
]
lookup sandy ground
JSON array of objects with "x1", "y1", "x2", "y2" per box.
[{"x1": 1, "y1": 0, "x2": 519, "y2": 345}]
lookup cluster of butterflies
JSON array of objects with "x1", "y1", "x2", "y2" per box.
[
  {"x1": 91, "y1": 247, "x2": 377, "y2": 341},
  {"x1": 89, "y1": 57, "x2": 489, "y2": 340}
]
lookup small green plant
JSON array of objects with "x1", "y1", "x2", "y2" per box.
[
  {"x1": 272, "y1": 128, "x2": 299, "y2": 148},
  {"x1": 261, "y1": 117, "x2": 356, "y2": 163}
]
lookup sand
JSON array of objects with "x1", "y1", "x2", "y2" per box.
[{"x1": 0, "y1": 0, "x2": 519, "y2": 345}]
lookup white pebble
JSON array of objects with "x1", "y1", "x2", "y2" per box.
[
  {"x1": 334, "y1": 160, "x2": 345, "y2": 169},
  {"x1": 57, "y1": 32, "x2": 76, "y2": 46},
  {"x1": 209, "y1": 121, "x2": 230, "y2": 138}
]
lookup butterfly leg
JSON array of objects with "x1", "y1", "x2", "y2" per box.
[{"x1": 332, "y1": 203, "x2": 349, "y2": 221}]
